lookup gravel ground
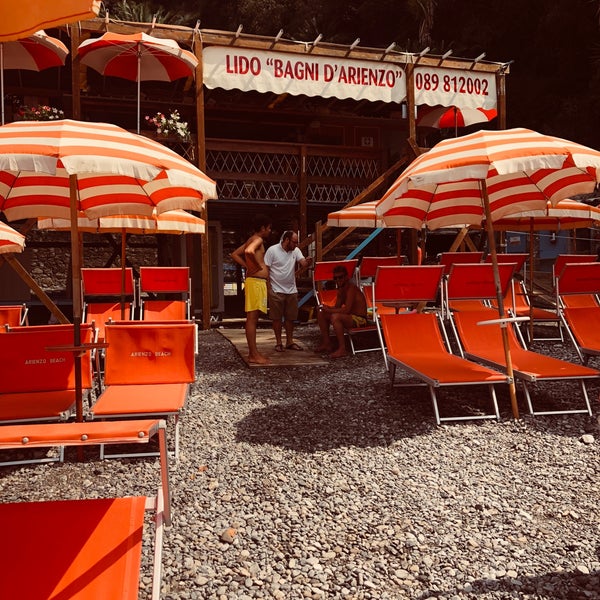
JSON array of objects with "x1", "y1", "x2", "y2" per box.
[{"x1": 1, "y1": 323, "x2": 600, "y2": 600}]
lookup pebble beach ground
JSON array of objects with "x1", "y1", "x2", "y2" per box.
[{"x1": 1, "y1": 323, "x2": 600, "y2": 599}]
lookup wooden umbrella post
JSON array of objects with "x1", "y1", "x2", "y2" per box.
[
  {"x1": 69, "y1": 174, "x2": 84, "y2": 422},
  {"x1": 528, "y1": 219, "x2": 535, "y2": 343},
  {"x1": 120, "y1": 229, "x2": 126, "y2": 320},
  {"x1": 481, "y1": 180, "x2": 520, "y2": 420}
]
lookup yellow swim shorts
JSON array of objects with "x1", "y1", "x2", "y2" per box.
[{"x1": 245, "y1": 277, "x2": 268, "y2": 314}]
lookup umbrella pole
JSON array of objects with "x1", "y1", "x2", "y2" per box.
[
  {"x1": 528, "y1": 219, "x2": 535, "y2": 343},
  {"x1": 481, "y1": 181, "x2": 520, "y2": 419},
  {"x1": 69, "y1": 174, "x2": 84, "y2": 422},
  {"x1": 136, "y1": 44, "x2": 141, "y2": 134},
  {"x1": 121, "y1": 229, "x2": 126, "y2": 319}
]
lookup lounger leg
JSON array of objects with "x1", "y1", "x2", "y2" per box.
[
  {"x1": 429, "y1": 387, "x2": 441, "y2": 426},
  {"x1": 488, "y1": 384, "x2": 501, "y2": 421}
]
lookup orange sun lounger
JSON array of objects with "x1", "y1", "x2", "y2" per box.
[
  {"x1": 139, "y1": 266, "x2": 191, "y2": 321},
  {"x1": 0, "y1": 303, "x2": 28, "y2": 327},
  {"x1": 0, "y1": 419, "x2": 171, "y2": 600},
  {"x1": 91, "y1": 322, "x2": 196, "y2": 458},
  {"x1": 451, "y1": 308, "x2": 598, "y2": 416},
  {"x1": 446, "y1": 263, "x2": 598, "y2": 416},
  {"x1": 486, "y1": 253, "x2": 562, "y2": 343},
  {"x1": 81, "y1": 268, "x2": 135, "y2": 341},
  {"x1": 0, "y1": 324, "x2": 94, "y2": 427},
  {"x1": 376, "y1": 265, "x2": 507, "y2": 423},
  {"x1": 556, "y1": 262, "x2": 600, "y2": 364},
  {"x1": 313, "y1": 259, "x2": 379, "y2": 355}
]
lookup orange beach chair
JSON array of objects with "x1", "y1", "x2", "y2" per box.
[
  {"x1": 91, "y1": 322, "x2": 196, "y2": 458},
  {"x1": 81, "y1": 267, "x2": 135, "y2": 342},
  {"x1": 0, "y1": 419, "x2": 171, "y2": 599},
  {"x1": 0, "y1": 324, "x2": 94, "y2": 427},
  {"x1": 446, "y1": 264, "x2": 598, "y2": 416},
  {"x1": 556, "y1": 262, "x2": 600, "y2": 364},
  {"x1": 312, "y1": 259, "x2": 379, "y2": 355},
  {"x1": 0, "y1": 303, "x2": 28, "y2": 327},
  {"x1": 139, "y1": 266, "x2": 191, "y2": 320},
  {"x1": 377, "y1": 265, "x2": 507, "y2": 424}
]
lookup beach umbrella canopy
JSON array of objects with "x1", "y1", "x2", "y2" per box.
[
  {"x1": 493, "y1": 199, "x2": 600, "y2": 231},
  {"x1": 417, "y1": 105, "x2": 497, "y2": 136},
  {"x1": 0, "y1": 220, "x2": 25, "y2": 254},
  {"x1": 38, "y1": 208, "x2": 206, "y2": 235},
  {"x1": 0, "y1": 118, "x2": 217, "y2": 421},
  {"x1": 0, "y1": 31, "x2": 69, "y2": 125},
  {"x1": 0, "y1": 1, "x2": 100, "y2": 42},
  {"x1": 374, "y1": 127, "x2": 600, "y2": 419},
  {"x1": 78, "y1": 32, "x2": 198, "y2": 133}
]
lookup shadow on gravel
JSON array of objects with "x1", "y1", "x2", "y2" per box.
[
  {"x1": 235, "y1": 386, "x2": 505, "y2": 452},
  {"x1": 415, "y1": 566, "x2": 600, "y2": 599}
]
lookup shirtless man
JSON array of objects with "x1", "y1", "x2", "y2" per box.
[
  {"x1": 315, "y1": 264, "x2": 368, "y2": 358},
  {"x1": 231, "y1": 214, "x2": 272, "y2": 364}
]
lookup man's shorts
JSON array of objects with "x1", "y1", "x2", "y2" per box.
[
  {"x1": 245, "y1": 277, "x2": 268, "y2": 314},
  {"x1": 351, "y1": 314, "x2": 368, "y2": 327},
  {"x1": 268, "y1": 291, "x2": 298, "y2": 321}
]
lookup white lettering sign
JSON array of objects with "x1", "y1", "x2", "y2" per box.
[
  {"x1": 414, "y1": 66, "x2": 496, "y2": 110},
  {"x1": 203, "y1": 47, "x2": 406, "y2": 104}
]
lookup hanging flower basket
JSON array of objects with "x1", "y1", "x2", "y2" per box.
[
  {"x1": 18, "y1": 105, "x2": 64, "y2": 121},
  {"x1": 144, "y1": 109, "x2": 190, "y2": 142}
]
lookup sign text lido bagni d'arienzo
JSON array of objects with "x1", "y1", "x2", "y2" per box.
[{"x1": 202, "y1": 47, "x2": 407, "y2": 103}]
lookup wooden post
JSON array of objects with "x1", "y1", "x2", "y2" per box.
[
  {"x1": 193, "y1": 36, "x2": 211, "y2": 331},
  {"x1": 70, "y1": 24, "x2": 81, "y2": 120},
  {"x1": 299, "y1": 145, "x2": 308, "y2": 241}
]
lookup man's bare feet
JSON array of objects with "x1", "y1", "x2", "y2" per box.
[
  {"x1": 248, "y1": 353, "x2": 271, "y2": 365},
  {"x1": 328, "y1": 349, "x2": 347, "y2": 359},
  {"x1": 314, "y1": 344, "x2": 333, "y2": 353}
]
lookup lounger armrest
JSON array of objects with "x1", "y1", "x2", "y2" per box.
[{"x1": 477, "y1": 316, "x2": 530, "y2": 326}]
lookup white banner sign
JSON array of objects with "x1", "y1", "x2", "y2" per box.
[
  {"x1": 414, "y1": 66, "x2": 497, "y2": 110},
  {"x1": 203, "y1": 46, "x2": 406, "y2": 104}
]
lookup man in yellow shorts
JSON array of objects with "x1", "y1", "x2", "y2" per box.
[{"x1": 231, "y1": 214, "x2": 272, "y2": 364}]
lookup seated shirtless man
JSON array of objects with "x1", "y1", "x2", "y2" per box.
[{"x1": 315, "y1": 264, "x2": 368, "y2": 358}]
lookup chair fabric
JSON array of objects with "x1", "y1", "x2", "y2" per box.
[{"x1": 0, "y1": 419, "x2": 170, "y2": 598}]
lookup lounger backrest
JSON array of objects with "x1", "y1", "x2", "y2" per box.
[
  {"x1": 0, "y1": 304, "x2": 27, "y2": 328},
  {"x1": 438, "y1": 252, "x2": 484, "y2": 274},
  {"x1": 374, "y1": 265, "x2": 444, "y2": 304},
  {"x1": 82, "y1": 267, "x2": 135, "y2": 296},
  {"x1": 313, "y1": 259, "x2": 358, "y2": 284},
  {"x1": 358, "y1": 256, "x2": 402, "y2": 280},
  {"x1": 139, "y1": 266, "x2": 190, "y2": 293},
  {"x1": 552, "y1": 255, "x2": 596, "y2": 282},
  {"x1": 446, "y1": 263, "x2": 516, "y2": 300},
  {"x1": 313, "y1": 259, "x2": 359, "y2": 306},
  {"x1": 485, "y1": 253, "x2": 528, "y2": 272},
  {"x1": 556, "y1": 262, "x2": 600, "y2": 296},
  {"x1": 0, "y1": 325, "x2": 93, "y2": 393},
  {"x1": 104, "y1": 323, "x2": 196, "y2": 385}
]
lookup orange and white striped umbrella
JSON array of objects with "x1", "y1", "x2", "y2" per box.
[
  {"x1": 0, "y1": 220, "x2": 24, "y2": 254},
  {"x1": 328, "y1": 198, "x2": 600, "y2": 231},
  {"x1": 1, "y1": 31, "x2": 69, "y2": 124},
  {"x1": 376, "y1": 128, "x2": 600, "y2": 229},
  {"x1": 0, "y1": 1, "x2": 100, "y2": 42},
  {"x1": 38, "y1": 208, "x2": 205, "y2": 235},
  {"x1": 0, "y1": 119, "x2": 217, "y2": 220},
  {"x1": 78, "y1": 32, "x2": 198, "y2": 133}
]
